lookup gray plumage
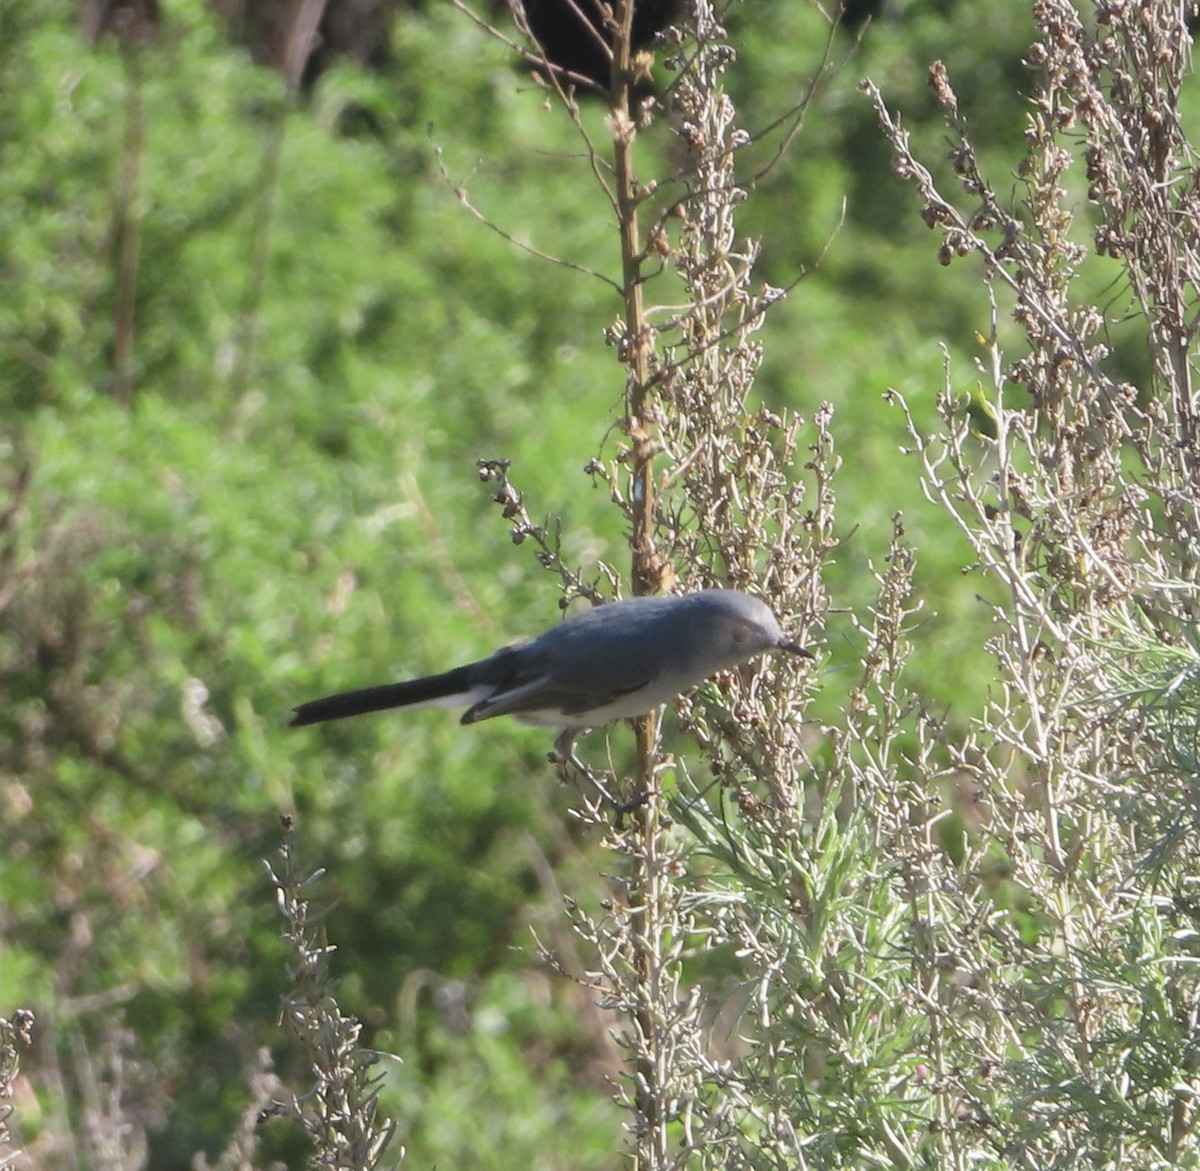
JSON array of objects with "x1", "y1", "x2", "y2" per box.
[{"x1": 291, "y1": 588, "x2": 810, "y2": 763}]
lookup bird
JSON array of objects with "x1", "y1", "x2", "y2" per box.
[{"x1": 290, "y1": 588, "x2": 811, "y2": 770}]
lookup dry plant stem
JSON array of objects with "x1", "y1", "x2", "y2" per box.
[
  {"x1": 861, "y1": 77, "x2": 1132, "y2": 418},
  {"x1": 611, "y1": 3, "x2": 658, "y2": 598},
  {"x1": 193, "y1": 1048, "x2": 287, "y2": 1171},
  {"x1": 628, "y1": 715, "x2": 667, "y2": 1167},
  {"x1": 477, "y1": 457, "x2": 614, "y2": 606},
  {"x1": 430, "y1": 133, "x2": 619, "y2": 290},
  {"x1": 264, "y1": 817, "x2": 399, "y2": 1169},
  {"x1": 0, "y1": 1010, "x2": 34, "y2": 1171},
  {"x1": 451, "y1": 0, "x2": 609, "y2": 95},
  {"x1": 609, "y1": 2, "x2": 670, "y2": 1163},
  {"x1": 460, "y1": 3, "x2": 684, "y2": 1161},
  {"x1": 867, "y1": 4, "x2": 1200, "y2": 1160},
  {"x1": 459, "y1": 2, "x2": 825, "y2": 1164},
  {"x1": 632, "y1": 3, "x2": 830, "y2": 1162},
  {"x1": 748, "y1": 13, "x2": 844, "y2": 184},
  {"x1": 455, "y1": 0, "x2": 619, "y2": 209}
]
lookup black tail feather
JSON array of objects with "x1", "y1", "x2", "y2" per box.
[{"x1": 289, "y1": 665, "x2": 477, "y2": 726}]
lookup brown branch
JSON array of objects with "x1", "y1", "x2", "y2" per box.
[{"x1": 430, "y1": 131, "x2": 622, "y2": 292}]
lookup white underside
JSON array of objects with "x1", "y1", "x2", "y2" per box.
[
  {"x1": 410, "y1": 680, "x2": 662, "y2": 731},
  {"x1": 405, "y1": 686, "x2": 492, "y2": 713},
  {"x1": 512, "y1": 689, "x2": 660, "y2": 730}
]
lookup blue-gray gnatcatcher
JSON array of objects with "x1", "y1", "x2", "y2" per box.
[{"x1": 291, "y1": 589, "x2": 811, "y2": 767}]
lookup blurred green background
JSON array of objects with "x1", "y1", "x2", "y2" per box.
[{"x1": 0, "y1": 1, "x2": 1147, "y2": 1166}]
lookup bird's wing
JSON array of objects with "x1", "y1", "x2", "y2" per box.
[
  {"x1": 461, "y1": 642, "x2": 652, "y2": 725},
  {"x1": 462, "y1": 672, "x2": 651, "y2": 723},
  {"x1": 462, "y1": 673, "x2": 557, "y2": 722},
  {"x1": 554, "y1": 677, "x2": 649, "y2": 717}
]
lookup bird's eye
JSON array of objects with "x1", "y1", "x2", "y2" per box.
[{"x1": 730, "y1": 622, "x2": 748, "y2": 644}]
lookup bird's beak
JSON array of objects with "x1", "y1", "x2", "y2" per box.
[{"x1": 777, "y1": 638, "x2": 814, "y2": 659}]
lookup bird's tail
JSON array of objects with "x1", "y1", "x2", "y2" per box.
[{"x1": 289, "y1": 665, "x2": 479, "y2": 727}]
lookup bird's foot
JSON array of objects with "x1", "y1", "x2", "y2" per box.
[{"x1": 610, "y1": 788, "x2": 651, "y2": 829}]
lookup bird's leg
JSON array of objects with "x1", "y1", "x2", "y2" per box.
[
  {"x1": 550, "y1": 729, "x2": 593, "y2": 778},
  {"x1": 550, "y1": 730, "x2": 650, "y2": 825},
  {"x1": 551, "y1": 730, "x2": 619, "y2": 811}
]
